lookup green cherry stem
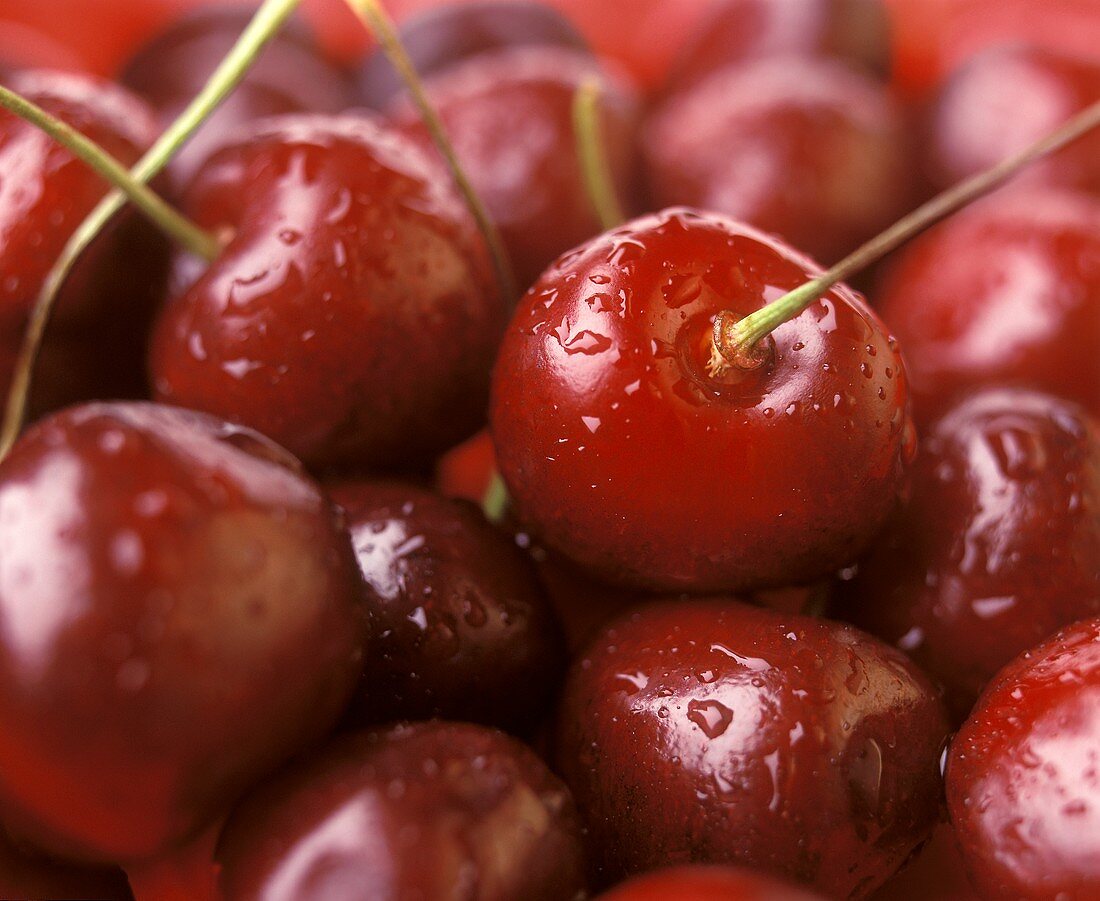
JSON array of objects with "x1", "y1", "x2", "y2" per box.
[
  {"x1": 343, "y1": 0, "x2": 518, "y2": 302},
  {"x1": 714, "y1": 96, "x2": 1100, "y2": 370},
  {"x1": 0, "y1": 85, "x2": 220, "y2": 261},
  {"x1": 572, "y1": 76, "x2": 625, "y2": 231},
  {"x1": 0, "y1": 0, "x2": 302, "y2": 458},
  {"x1": 481, "y1": 472, "x2": 509, "y2": 524}
]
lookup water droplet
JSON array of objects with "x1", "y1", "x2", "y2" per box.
[
  {"x1": 687, "y1": 698, "x2": 733, "y2": 739},
  {"x1": 710, "y1": 643, "x2": 771, "y2": 671},
  {"x1": 581, "y1": 415, "x2": 602, "y2": 434},
  {"x1": 407, "y1": 607, "x2": 428, "y2": 631},
  {"x1": 110, "y1": 530, "x2": 144, "y2": 576},
  {"x1": 615, "y1": 670, "x2": 649, "y2": 693},
  {"x1": 222, "y1": 358, "x2": 263, "y2": 380},
  {"x1": 972, "y1": 596, "x2": 1016, "y2": 618}
]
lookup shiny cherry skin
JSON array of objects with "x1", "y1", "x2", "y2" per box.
[
  {"x1": 150, "y1": 114, "x2": 502, "y2": 469},
  {"x1": 876, "y1": 188, "x2": 1100, "y2": 421},
  {"x1": 119, "y1": 6, "x2": 355, "y2": 193},
  {"x1": 926, "y1": 44, "x2": 1100, "y2": 194},
  {"x1": 946, "y1": 617, "x2": 1100, "y2": 898},
  {"x1": 328, "y1": 480, "x2": 565, "y2": 732},
  {"x1": 556, "y1": 599, "x2": 950, "y2": 897},
  {"x1": 0, "y1": 827, "x2": 132, "y2": 901},
  {"x1": 216, "y1": 721, "x2": 587, "y2": 900},
  {"x1": 836, "y1": 387, "x2": 1100, "y2": 721},
  {"x1": 0, "y1": 402, "x2": 366, "y2": 863},
  {"x1": 390, "y1": 45, "x2": 641, "y2": 292},
  {"x1": 358, "y1": 0, "x2": 587, "y2": 108},
  {"x1": 644, "y1": 56, "x2": 912, "y2": 264},
  {"x1": 596, "y1": 864, "x2": 825, "y2": 901},
  {"x1": 491, "y1": 208, "x2": 915, "y2": 593}
]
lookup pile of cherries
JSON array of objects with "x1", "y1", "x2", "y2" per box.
[{"x1": 0, "y1": 1, "x2": 1097, "y2": 899}]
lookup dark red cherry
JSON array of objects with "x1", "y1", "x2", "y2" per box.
[
  {"x1": 328, "y1": 480, "x2": 565, "y2": 732},
  {"x1": 644, "y1": 56, "x2": 912, "y2": 264},
  {"x1": 556, "y1": 599, "x2": 950, "y2": 897},
  {"x1": 0, "y1": 402, "x2": 366, "y2": 863},
  {"x1": 215, "y1": 721, "x2": 588, "y2": 900},
  {"x1": 149, "y1": 114, "x2": 503, "y2": 469},
  {"x1": 490, "y1": 208, "x2": 914, "y2": 593},
  {"x1": 946, "y1": 617, "x2": 1100, "y2": 898},
  {"x1": 596, "y1": 864, "x2": 825, "y2": 901},
  {"x1": 0, "y1": 827, "x2": 132, "y2": 901},
  {"x1": 119, "y1": 7, "x2": 355, "y2": 193},
  {"x1": 358, "y1": 0, "x2": 587, "y2": 108},
  {"x1": 876, "y1": 189, "x2": 1100, "y2": 421},
  {"x1": 867, "y1": 822, "x2": 979, "y2": 901},
  {"x1": 836, "y1": 387, "x2": 1100, "y2": 721},
  {"x1": 926, "y1": 44, "x2": 1100, "y2": 194},
  {"x1": 390, "y1": 44, "x2": 641, "y2": 292}
]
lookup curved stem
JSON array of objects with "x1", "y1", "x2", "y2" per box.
[
  {"x1": 716, "y1": 96, "x2": 1100, "y2": 365},
  {"x1": 0, "y1": 0, "x2": 302, "y2": 458},
  {"x1": 0, "y1": 85, "x2": 220, "y2": 261},
  {"x1": 344, "y1": 0, "x2": 518, "y2": 302},
  {"x1": 572, "y1": 76, "x2": 625, "y2": 231}
]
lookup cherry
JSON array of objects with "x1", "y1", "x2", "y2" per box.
[
  {"x1": 595, "y1": 864, "x2": 826, "y2": 901},
  {"x1": 867, "y1": 822, "x2": 979, "y2": 901},
  {"x1": 435, "y1": 427, "x2": 497, "y2": 503},
  {"x1": 491, "y1": 208, "x2": 914, "y2": 593},
  {"x1": 389, "y1": 44, "x2": 641, "y2": 291},
  {"x1": 0, "y1": 826, "x2": 133, "y2": 901},
  {"x1": 215, "y1": 721, "x2": 588, "y2": 900},
  {"x1": 644, "y1": 56, "x2": 913, "y2": 264},
  {"x1": 0, "y1": 402, "x2": 366, "y2": 863},
  {"x1": 946, "y1": 616, "x2": 1100, "y2": 898},
  {"x1": 926, "y1": 44, "x2": 1100, "y2": 195},
  {"x1": 328, "y1": 479, "x2": 565, "y2": 732},
  {"x1": 876, "y1": 188, "x2": 1100, "y2": 421},
  {"x1": 555, "y1": 598, "x2": 950, "y2": 897},
  {"x1": 835, "y1": 387, "x2": 1100, "y2": 721},
  {"x1": 149, "y1": 113, "x2": 503, "y2": 469}
]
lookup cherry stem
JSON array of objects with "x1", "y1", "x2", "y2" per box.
[
  {"x1": 715, "y1": 96, "x2": 1100, "y2": 367},
  {"x1": 481, "y1": 472, "x2": 509, "y2": 523},
  {"x1": 0, "y1": 85, "x2": 221, "y2": 261},
  {"x1": 0, "y1": 0, "x2": 302, "y2": 458},
  {"x1": 572, "y1": 76, "x2": 625, "y2": 231},
  {"x1": 343, "y1": 0, "x2": 518, "y2": 301}
]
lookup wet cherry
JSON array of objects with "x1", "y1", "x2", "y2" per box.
[
  {"x1": 595, "y1": 864, "x2": 826, "y2": 901},
  {"x1": 491, "y1": 208, "x2": 914, "y2": 593},
  {"x1": 0, "y1": 402, "x2": 366, "y2": 862},
  {"x1": 555, "y1": 598, "x2": 950, "y2": 897}
]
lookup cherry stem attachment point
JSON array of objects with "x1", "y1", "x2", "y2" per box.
[
  {"x1": 0, "y1": 0, "x2": 302, "y2": 459},
  {"x1": 344, "y1": 0, "x2": 518, "y2": 302},
  {"x1": 0, "y1": 85, "x2": 221, "y2": 262},
  {"x1": 572, "y1": 76, "x2": 625, "y2": 231},
  {"x1": 714, "y1": 96, "x2": 1100, "y2": 369}
]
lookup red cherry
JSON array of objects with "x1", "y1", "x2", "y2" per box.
[
  {"x1": 215, "y1": 721, "x2": 588, "y2": 900},
  {"x1": 555, "y1": 599, "x2": 950, "y2": 897},
  {"x1": 0, "y1": 826, "x2": 132, "y2": 901},
  {"x1": 0, "y1": 402, "x2": 366, "y2": 862},
  {"x1": 876, "y1": 189, "x2": 1100, "y2": 421},
  {"x1": 595, "y1": 864, "x2": 826, "y2": 901},
  {"x1": 836, "y1": 387, "x2": 1100, "y2": 721},
  {"x1": 644, "y1": 56, "x2": 913, "y2": 264},
  {"x1": 434, "y1": 427, "x2": 497, "y2": 503},
  {"x1": 327, "y1": 479, "x2": 565, "y2": 732},
  {"x1": 946, "y1": 616, "x2": 1100, "y2": 898},
  {"x1": 149, "y1": 114, "x2": 503, "y2": 469},
  {"x1": 389, "y1": 44, "x2": 641, "y2": 291},
  {"x1": 490, "y1": 208, "x2": 914, "y2": 592}
]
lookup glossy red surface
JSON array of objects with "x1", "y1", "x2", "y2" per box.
[
  {"x1": 0, "y1": 403, "x2": 366, "y2": 862},
  {"x1": 149, "y1": 114, "x2": 503, "y2": 469},
  {"x1": 644, "y1": 56, "x2": 912, "y2": 265},
  {"x1": 596, "y1": 864, "x2": 825, "y2": 901},
  {"x1": 390, "y1": 44, "x2": 640, "y2": 292},
  {"x1": 216, "y1": 721, "x2": 588, "y2": 900},
  {"x1": 837, "y1": 387, "x2": 1100, "y2": 720},
  {"x1": 556, "y1": 599, "x2": 950, "y2": 897},
  {"x1": 491, "y1": 208, "x2": 914, "y2": 592},
  {"x1": 877, "y1": 189, "x2": 1100, "y2": 421},
  {"x1": 947, "y1": 617, "x2": 1100, "y2": 898}
]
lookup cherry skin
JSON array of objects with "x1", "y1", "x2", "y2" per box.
[
  {"x1": 0, "y1": 402, "x2": 366, "y2": 863},
  {"x1": 328, "y1": 479, "x2": 565, "y2": 732},
  {"x1": 925, "y1": 44, "x2": 1100, "y2": 194},
  {"x1": 389, "y1": 44, "x2": 641, "y2": 292},
  {"x1": 555, "y1": 598, "x2": 950, "y2": 897},
  {"x1": 644, "y1": 56, "x2": 912, "y2": 264},
  {"x1": 876, "y1": 188, "x2": 1100, "y2": 421},
  {"x1": 835, "y1": 387, "x2": 1100, "y2": 721},
  {"x1": 946, "y1": 616, "x2": 1100, "y2": 898},
  {"x1": 149, "y1": 114, "x2": 503, "y2": 469},
  {"x1": 490, "y1": 208, "x2": 914, "y2": 593},
  {"x1": 595, "y1": 864, "x2": 826, "y2": 901},
  {"x1": 215, "y1": 721, "x2": 588, "y2": 900}
]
